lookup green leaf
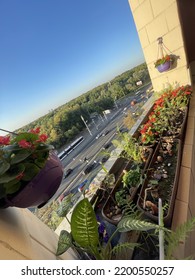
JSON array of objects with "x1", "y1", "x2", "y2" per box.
[
  {"x1": 10, "y1": 149, "x2": 32, "y2": 164},
  {"x1": 71, "y1": 198, "x2": 99, "y2": 249},
  {"x1": 0, "y1": 161, "x2": 10, "y2": 176},
  {"x1": 36, "y1": 144, "x2": 54, "y2": 151},
  {"x1": 56, "y1": 230, "x2": 72, "y2": 256},
  {"x1": 4, "y1": 181, "x2": 21, "y2": 194},
  {"x1": 57, "y1": 194, "x2": 74, "y2": 217},
  {"x1": 117, "y1": 216, "x2": 160, "y2": 232},
  {"x1": 111, "y1": 242, "x2": 140, "y2": 255},
  {"x1": 0, "y1": 164, "x2": 25, "y2": 184},
  {"x1": 12, "y1": 132, "x2": 39, "y2": 143},
  {"x1": 22, "y1": 163, "x2": 40, "y2": 181}
]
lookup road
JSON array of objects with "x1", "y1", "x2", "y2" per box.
[{"x1": 51, "y1": 82, "x2": 152, "y2": 202}]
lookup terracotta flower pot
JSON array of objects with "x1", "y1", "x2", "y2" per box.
[
  {"x1": 156, "y1": 61, "x2": 171, "y2": 72},
  {"x1": 1, "y1": 151, "x2": 63, "y2": 208}
]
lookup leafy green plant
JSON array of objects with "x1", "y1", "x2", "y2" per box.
[
  {"x1": 0, "y1": 128, "x2": 53, "y2": 199},
  {"x1": 164, "y1": 217, "x2": 195, "y2": 259},
  {"x1": 56, "y1": 197, "x2": 167, "y2": 259},
  {"x1": 154, "y1": 54, "x2": 172, "y2": 67},
  {"x1": 112, "y1": 131, "x2": 143, "y2": 163},
  {"x1": 122, "y1": 166, "x2": 142, "y2": 189}
]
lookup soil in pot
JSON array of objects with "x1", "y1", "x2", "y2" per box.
[{"x1": 137, "y1": 138, "x2": 182, "y2": 227}]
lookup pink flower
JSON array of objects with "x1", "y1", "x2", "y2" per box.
[
  {"x1": 0, "y1": 135, "x2": 10, "y2": 145},
  {"x1": 38, "y1": 134, "x2": 48, "y2": 142},
  {"x1": 29, "y1": 127, "x2": 41, "y2": 134},
  {"x1": 18, "y1": 139, "x2": 32, "y2": 149}
]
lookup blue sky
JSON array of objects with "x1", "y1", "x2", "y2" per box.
[{"x1": 0, "y1": 0, "x2": 145, "y2": 134}]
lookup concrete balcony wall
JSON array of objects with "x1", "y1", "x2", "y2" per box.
[
  {"x1": 0, "y1": 206, "x2": 77, "y2": 260},
  {"x1": 171, "y1": 85, "x2": 195, "y2": 259},
  {"x1": 128, "y1": 0, "x2": 191, "y2": 91}
]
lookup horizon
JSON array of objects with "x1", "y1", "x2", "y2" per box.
[{"x1": 0, "y1": 0, "x2": 145, "y2": 135}]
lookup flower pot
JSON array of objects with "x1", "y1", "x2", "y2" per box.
[
  {"x1": 101, "y1": 148, "x2": 153, "y2": 225},
  {"x1": 161, "y1": 106, "x2": 189, "y2": 142},
  {"x1": 1, "y1": 151, "x2": 63, "y2": 208},
  {"x1": 156, "y1": 61, "x2": 171, "y2": 73},
  {"x1": 137, "y1": 139, "x2": 182, "y2": 227}
]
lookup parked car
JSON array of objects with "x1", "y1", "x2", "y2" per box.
[{"x1": 64, "y1": 168, "x2": 73, "y2": 178}]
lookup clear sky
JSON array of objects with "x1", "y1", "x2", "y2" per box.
[{"x1": 0, "y1": 0, "x2": 145, "y2": 135}]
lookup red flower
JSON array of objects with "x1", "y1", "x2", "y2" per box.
[
  {"x1": 18, "y1": 139, "x2": 32, "y2": 148},
  {"x1": 0, "y1": 135, "x2": 10, "y2": 145},
  {"x1": 29, "y1": 127, "x2": 41, "y2": 134},
  {"x1": 16, "y1": 172, "x2": 24, "y2": 181},
  {"x1": 38, "y1": 134, "x2": 48, "y2": 142}
]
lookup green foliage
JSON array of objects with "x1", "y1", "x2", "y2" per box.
[
  {"x1": 56, "y1": 230, "x2": 72, "y2": 256},
  {"x1": 165, "y1": 217, "x2": 195, "y2": 260},
  {"x1": 57, "y1": 193, "x2": 75, "y2": 217},
  {"x1": 112, "y1": 132, "x2": 142, "y2": 163},
  {"x1": 122, "y1": 166, "x2": 142, "y2": 188},
  {"x1": 0, "y1": 130, "x2": 53, "y2": 199},
  {"x1": 117, "y1": 216, "x2": 164, "y2": 233},
  {"x1": 111, "y1": 242, "x2": 139, "y2": 256},
  {"x1": 71, "y1": 198, "x2": 99, "y2": 249},
  {"x1": 16, "y1": 63, "x2": 149, "y2": 150}
]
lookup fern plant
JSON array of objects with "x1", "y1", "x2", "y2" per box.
[
  {"x1": 56, "y1": 195, "x2": 195, "y2": 260},
  {"x1": 164, "y1": 217, "x2": 195, "y2": 259}
]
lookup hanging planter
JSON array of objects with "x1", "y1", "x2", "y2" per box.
[
  {"x1": 155, "y1": 58, "x2": 171, "y2": 73},
  {"x1": 154, "y1": 37, "x2": 173, "y2": 73},
  {"x1": 0, "y1": 128, "x2": 63, "y2": 208}
]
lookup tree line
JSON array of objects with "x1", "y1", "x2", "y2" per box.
[{"x1": 17, "y1": 62, "x2": 150, "y2": 150}]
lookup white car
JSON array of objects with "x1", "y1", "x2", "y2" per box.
[{"x1": 96, "y1": 133, "x2": 102, "y2": 139}]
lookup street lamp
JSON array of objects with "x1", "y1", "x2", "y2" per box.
[{"x1": 80, "y1": 115, "x2": 93, "y2": 136}]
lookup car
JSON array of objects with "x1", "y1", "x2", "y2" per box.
[
  {"x1": 100, "y1": 155, "x2": 110, "y2": 164},
  {"x1": 82, "y1": 162, "x2": 97, "y2": 175},
  {"x1": 77, "y1": 179, "x2": 89, "y2": 192},
  {"x1": 96, "y1": 133, "x2": 102, "y2": 139},
  {"x1": 103, "y1": 142, "x2": 112, "y2": 149},
  {"x1": 64, "y1": 168, "x2": 73, "y2": 178},
  {"x1": 102, "y1": 130, "x2": 109, "y2": 136}
]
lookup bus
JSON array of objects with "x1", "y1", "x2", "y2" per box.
[{"x1": 58, "y1": 136, "x2": 84, "y2": 161}]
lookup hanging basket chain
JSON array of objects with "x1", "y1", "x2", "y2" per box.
[{"x1": 156, "y1": 37, "x2": 172, "y2": 60}]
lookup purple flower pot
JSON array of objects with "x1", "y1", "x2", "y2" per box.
[
  {"x1": 2, "y1": 151, "x2": 63, "y2": 208},
  {"x1": 156, "y1": 61, "x2": 171, "y2": 73}
]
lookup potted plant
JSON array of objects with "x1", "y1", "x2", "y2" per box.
[
  {"x1": 139, "y1": 84, "x2": 192, "y2": 144},
  {"x1": 0, "y1": 127, "x2": 63, "y2": 208},
  {"x1": 100, "y1": 132, "x2": 153, "y2": 225},
  {"x1": 137, "y1": 137, "x2": 182, "y2": 227},
  {"x1": 56, "y1": 196, "x2": 166, "y2": 260},
  {"x1": 154, "y1": 54, "x2": 172, "y2": 73}
]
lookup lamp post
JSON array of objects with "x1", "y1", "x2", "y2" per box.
[{"x1": 80, "y1": 115, "x2": 93, "y2": 136}]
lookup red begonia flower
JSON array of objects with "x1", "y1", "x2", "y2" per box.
[{"x1": 0, "y1": 135, "x2": 11, "y2": 145}]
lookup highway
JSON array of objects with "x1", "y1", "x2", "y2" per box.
[{"x1": 51, "y1": 83, "x2": 152, "y2": 203}]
